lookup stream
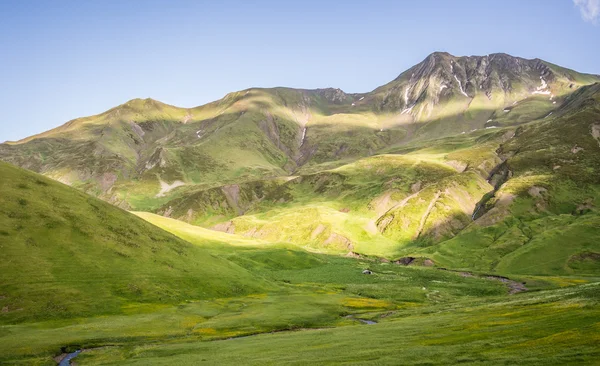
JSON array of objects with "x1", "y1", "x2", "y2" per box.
[
  {"x1": 58, "y1": 350, "x2": 81, "y2": 366},
  {"x1": 357, "y1": 319, "x2": 377, "y2": 325}
]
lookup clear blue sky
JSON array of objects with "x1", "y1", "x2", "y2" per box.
[{"x1": 1, "y1": 0, "x2": 599, "y2": 142}]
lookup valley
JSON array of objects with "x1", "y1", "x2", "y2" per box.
[{"x1": 1, "y1": 52, "x2": 600, "y2": 364}]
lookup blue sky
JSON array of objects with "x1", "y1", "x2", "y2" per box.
[{"x1": 0, "y1": 0, "x2": 599, "y2": 142}]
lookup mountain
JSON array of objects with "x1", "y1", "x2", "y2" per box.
[
  {"x1": 2, "y1": 51, "x2": 600, "y2": 365},
  {"x1": 0, "y1": 160, "x2": 269, "y2": 323},
  {"x1": 1, "y1": 52, "x2": 597, "y2": 210},
  {"x1": 1, "y1": 52, "x2": 599, "y2": 264}
]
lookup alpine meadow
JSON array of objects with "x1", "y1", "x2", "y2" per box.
[{"x1": 1, "y1": 1, "x2": 600, "y2": 365}]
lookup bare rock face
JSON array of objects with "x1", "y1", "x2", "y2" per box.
[
  {"x1": 372, "y1": 52, "x2": 563, "y2": 117},
  {"x1": 213, "y1": 221, "x2": 235, "y2": 234}
]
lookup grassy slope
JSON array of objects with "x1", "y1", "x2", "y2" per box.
[
  {"x1": 155, "y1": 84, "x2": 600, "y2": 275},
  {"x1": 421, "y1": 85, "x2": 600, "y2": 275},
  {"x1": 157, "y1": 128, "x2": 509, "y2": 257},
  {"x1": 0, "y1": 161, "x2": 269, "y2": 325}
]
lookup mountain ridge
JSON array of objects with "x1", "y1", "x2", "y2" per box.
[{"x1": 5, "y1": 51, "x2": 598, "y2": 146}]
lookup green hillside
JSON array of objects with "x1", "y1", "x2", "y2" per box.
[{"x1": 0, "y1": 161, "x2": 269, "y2": 324}]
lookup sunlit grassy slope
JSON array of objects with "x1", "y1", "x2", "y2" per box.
[{"x1": 152, "y1": 83, "x2": 600, "y2": 275}]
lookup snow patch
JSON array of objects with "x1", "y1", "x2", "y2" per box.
[
  {"x1": 486, "y1": 126, "x2": 498, "y2": 129},
  {"x1": 439, "y1": 85, "x2": 447, "y2": 92},
  {"x1": 532, "y1": 76, "x2": 551, "y2": 95},
  {"x1": 300, "y1": 127, "x2": 307, "y2": 146},
  {"x1": 351, "y1": 103, "x2": 355, "y2": 106},
  {"x1": 359, "y1": 97, "x2": 364, "y2": 101},
  {"x1": 504, "y1": 109, "x2": 510, "y2": 113},
  {"x1": 453, "y1": 74, "x2": 469, "y2": 98},
  {"x1": 545, "y1": 112, "x2": 553, "y2": 119},
  {"x1": 156, "y1": 179, "x2": 185, "y2": 198}
]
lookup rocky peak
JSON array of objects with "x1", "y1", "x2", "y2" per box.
[
  {"x1": 375, "y1": 52, "x2": 561, "y2": 113},
  {"x1": 314, "y1": 88, "x2": 352, "y2": 104}
]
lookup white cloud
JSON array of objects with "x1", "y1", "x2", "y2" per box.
[{"x1": 574, "y1": 0, "x2": 600, "y2": 24}]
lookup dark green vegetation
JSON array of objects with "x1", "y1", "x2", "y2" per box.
[{"x1": 1, "y1": 52, "x2": 600, "y2": 364}]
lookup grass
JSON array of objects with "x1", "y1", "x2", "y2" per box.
[
  {"x1": 1, "y1": 161, "x2": 599, "y2": 365},
  {"x1": 77, "y1": 283, "x2": 600, "y2": 365},
  {"x1": 0, "y1": 161, "x2": 270, "y2": 326}
]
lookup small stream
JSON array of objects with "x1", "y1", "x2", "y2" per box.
[
  {"x1": 357, "y1": 319, "x2": 377, "y2": 325},
  {"x1": 58, "y1": 350, "x2": 81, "y2": 366}
]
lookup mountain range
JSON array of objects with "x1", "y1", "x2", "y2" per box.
[
  {"x1": 2, "y1": 51, "x2": 600, "y2": 364},
  {"x1": 2, "y1": 52, "x2": 599, "y2": 260}
]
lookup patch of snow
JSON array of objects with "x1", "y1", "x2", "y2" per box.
[
  {"x1": 351, "y1": 103, "x2": 355, "y2": 106},
  {"x1": 453, "y1": 74, "x2": 469, "y2": 98},
  {"x1": 553, "y1": 101, "x2": 557, "y2": 104},
  {"x1": 439, "y1": 85, "x2": 447, "y2": 92},
  {"x1": 461, "y1": 131, "x2": 466, "y2": 134},
  {"x1": 504, "y1": 109, "x2": 510, "y2": 113},
  {"x1": 512, "y1": 101, "x2": 518, "y2": 106},
  {"x1": 545, "y1": 112, "x2": 553, "y2": 119},
  {"x1": 487, "y1": 119, "x2": 493, "y2": 123},
  {"x1": 404, "y1": 87, "x2": 410, "y2": 105},
  {"x1": 471, "y1": 129, "x2": 478, "y2": 132},
  {"x1": 156, "y1": 179, "x2": 185, "y2": 198},
  {"x1": 486, "y1": 126, "x2": 498, "y2": 129},
  {"x1": 532, "y1": 76, "x2": 551, "y2": 95},
  {"x1": 359, "y1": 97, "x2": 364, "y2": 101},
  {"x1": 300, "y1": 127, "x2": 307, "y2": 146},
  {"x1": 379, "y1": 128, "x2": 384, "y2": 132}
]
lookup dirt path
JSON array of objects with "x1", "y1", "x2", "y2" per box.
[{"x1": 438, "y1": 268, "x2": 527, "y2": 294}]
